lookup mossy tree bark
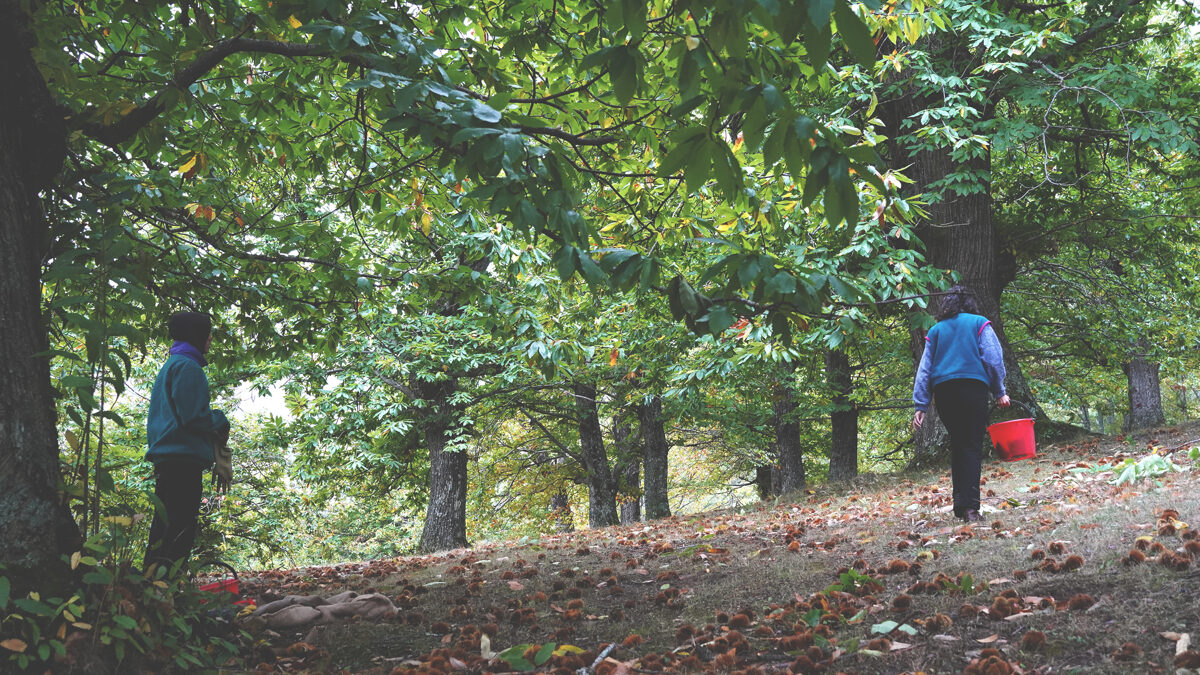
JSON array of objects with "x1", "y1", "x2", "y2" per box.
[{"x1": 0, "y1": 0, "x2": 81, "y2": 597}]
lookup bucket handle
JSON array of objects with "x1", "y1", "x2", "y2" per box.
[{"x1": 989, "y1": 399, "x2": 1035, "y2": 420}]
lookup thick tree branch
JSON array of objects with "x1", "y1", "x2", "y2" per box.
[{"x1": 75, "y1": 37, "x2": 332, "y2": 146}]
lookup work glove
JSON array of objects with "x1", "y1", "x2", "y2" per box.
[{"x1": 213, "y1": 427, "x2": 233, "y2": 493}]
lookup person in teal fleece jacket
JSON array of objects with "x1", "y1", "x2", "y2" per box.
[
  {"x1": 912, "y1": 285, "x2": 1010, "y2": 522},
  {"x1": 144, "y1": 311, "x2": 230, "y2": 574}
]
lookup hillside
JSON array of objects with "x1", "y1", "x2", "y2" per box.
[{"x1": 233, "y1": 424, "x2": 1200, "y2": 674}]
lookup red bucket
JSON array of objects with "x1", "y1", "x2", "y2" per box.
[{"x1": 988, "y1": 417, "x2": 1035, "y2": 461}]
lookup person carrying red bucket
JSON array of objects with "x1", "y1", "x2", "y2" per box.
[{"x1": 913, "y1": 285, "x2": 1012, "y2": 523}]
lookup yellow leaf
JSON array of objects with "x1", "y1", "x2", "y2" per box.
[
  {"x1": 65, "y1": 430, "x2": 80, "y2": 452},
  {"x1": 103, "y1": 516, "x2": 132, "y2": 526},
  {"x1": 685, "y1": 35, "x2": 700, "y2": 51},
  {"x1": 1, "y1": 639, "x2": 26, "y2": 653},
  {"x1": 420, "y1": 211, "x2": 431, "y2": 235},
  {"x1": 553, "y1": 645, "x2": 585, "y2": 656},
  {"x1": 70, "y1": 551, "x2": 81, "y2": 570},
  {"x1": 57, "y1": 623, "x2": 67, "y2": 640},
  {"x1": 288, "y1": 14, "x2": 302, "y2": 29},
  {"x1": 609, "y1": 348, "x2": 619, "y2": 367},
  {"x1": 177, "y1": 154, "x2": 198, "y2": 175},
  {"x1": 72, "y1": 622, "x2": 92, "y2": 631}
]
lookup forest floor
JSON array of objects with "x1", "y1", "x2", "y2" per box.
[{"x1": 233, "y1": 422, "x2": 1200, "y2": 674}]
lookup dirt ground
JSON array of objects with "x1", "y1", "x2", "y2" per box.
[{"x1": 236, "y1": 422, "x2": 1200, "y2": 674}]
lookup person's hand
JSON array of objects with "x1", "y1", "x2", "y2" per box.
[
  {"x1": 997, "y1": 395, "x2": 1011, "y2": 408},
  {"x1": 913, "y1": 410, "x2": 926, "y2": 429}
]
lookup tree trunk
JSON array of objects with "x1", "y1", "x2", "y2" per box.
[
  {"x1": 574, "y1": 383, "x2": 619, "y2": 527},
  {"x1": 825, "y1": 348, "x2": 858, "y2": 481},
  {"x1": 0, "y1": 1, "x2": 80, "y2": 596},
  {"x1": 773, "y1": 364, "x2": 806, "y2": 493},
  {"x1": 550, "y1": 491, "x2": 574, "y2": 533},
  {"x1": 1124, "y1": 349, "x2": 1165, "y2": 431},
  {"x1": 906, "y1": 324, "x2": 949, "y2": 467},
  {"x1": 1080, "y1": 405, "x2": 1091, "y2": 432},
  {"x1": 755, "y1": 452, "x2": 782, "y2": 500},
  {"x1": 418, "y1": 381, "x2": 469, "y2": 552},
  {"x1": 637, "y1": 396, "x2": 671, "y2": 520},
  {"x1": 612, "y1": 422, "x2": 641, "y2": 524},
  {"x1": 619, "y1": 461, "x2": 641, "y2": 524},
  {"x1": 879, "y1": 35, "x2": 1040, "y2": 468}
]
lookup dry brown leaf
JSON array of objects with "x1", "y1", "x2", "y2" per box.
[
  {"x1": 977, "y1": 634, "x2": 1001, "y2": 643},
  {"x1": 933, "y1": 635, "x2": 960, "y2": 643},
  {"x1": 1004, "y1": 612, "x2": 1035, "y2": 621},
  {"x1": 1178, "y1": 633, "x2": 1192, "y2": 656},
  {"x1": 889, "y1": 641, "x2": 913, "y2": 651},
  {"x1": 0, "y1": 639, "x2": 27, "y2": 653},
  {"x1": 1163, "y1": 632, "x2": 1183, "y2": 641},
  {"x1": 507, "y1": 580, "x2": 524, "y2": 590}
]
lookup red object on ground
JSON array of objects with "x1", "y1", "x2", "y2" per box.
[
  {"x1": 197, "y1": 578, "x2": 254, "y2": 606},
  {"x1": 988, "y1": 418, "x2": 1036, "y2": 460}
]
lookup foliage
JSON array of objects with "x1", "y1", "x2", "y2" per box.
[{"x1": 0, "y1": 524, "x2": 246, "y2": 672}]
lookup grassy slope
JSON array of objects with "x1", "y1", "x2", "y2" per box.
[{"x1": 240, "y1": 423, "x2": 1200, "y2": 674}]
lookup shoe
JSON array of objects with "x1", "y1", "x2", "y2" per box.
[{"x1": 963, "y1": 510, "x2": 982, "y2": 522}]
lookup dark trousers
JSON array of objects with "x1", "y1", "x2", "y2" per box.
[
  {"x1": 934, "y1": 379, "x2": 989, "y2": 517},
  {"x1": 144, "y1": 459, "x2": 204, "y2": 574}
]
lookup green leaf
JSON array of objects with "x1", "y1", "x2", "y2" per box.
[
  {"x1": 552, "y1": 246, "x2": 579, "y2": 281},
  {"x1": 496, "y1": 644, "x2": 535, "y2": 672},
  {"x1": 471, "y1": 101, "x2": 503, "y2": 124},
  {"x1": 577, "y1": 252, "x2": 607, "y2": 288},
  {"x1": 870, "y1": 620, "x2": 898, "y2": 634},
  {"x1": 706, "y1": 305, "x2": 735, "y2": 334},
  {"x1": 835, "y1": 0, "x2": 876, "y2": 70},
  {"x1": 610, "y1": 46, "x2": 639, "y2": 105},
  {"x1": 0, "y1": 576, "x2": 9, "y2": 610},
  {"x1": 806, "y1": 22, "x2": 832, "y2": 67},
  {"x1": 808, "y1": 0, "x2": 835, "y2": 28},
  {"x1": 113, "y1": 615, "x2": 137, "y2": 630},
  {"x1": 534, "y1": 642, "x2": 556, "y2": 666}
]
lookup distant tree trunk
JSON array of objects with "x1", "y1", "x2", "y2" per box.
[
  {"x1": 825, "y1": 348, "x2": 858, "y2": 481},
  {"x1": 1080, "y1": 405, "x2": 1092, "y2": 432},
  {"x1": 637, "y1": 396, "x2": 671, "y2": 520},
  {"x1": 418, "y1": 380, "x2": 469, "y2": 552},
  {"x1": 755, "y1": 449, "x2": 782, "y2": 500},
  {"x1": 574, "y1": 383, "x2": 619, "y2": 527},
  {"x1": 612, "y1": 422, "x2": 641, "y2": 524},
  {"x1": 0, "y1": 2, "x2": 80, "y2": 597},
  {"x1": 1124, "y1": 347, "x2": 1165, "y2": 431},
  {"x1": 906, "y1": 325, "x2": 950, "y2": 468},
  {"x1": 550, "y1": 491, "x2": 574, "y2": 533},
  {"x1": 773, "y1": 363, "x2": 806, "y2": 493},
  {"x1": 619, "y1": 463, "x2": 641, "y2": 524}
]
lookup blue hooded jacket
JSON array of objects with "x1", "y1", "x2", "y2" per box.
[{"x1": 145, "y1": 342, "x2": 229, "y2": 467}]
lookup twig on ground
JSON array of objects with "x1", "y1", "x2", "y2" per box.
[{"x1": 577, "y1": 643, "x2": 617, "y2": 675}]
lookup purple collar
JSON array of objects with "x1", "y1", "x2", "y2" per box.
[{"x1": 169, "y1": 341, "x2": 207, "y2": 367}]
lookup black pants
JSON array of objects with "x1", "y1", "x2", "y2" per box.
[
  {"x1": 934, "y1": 379, "x2": 989, "y2": 517},
  {"x1": 144, "y1": 459, "x2": 204, "y2": 574}
]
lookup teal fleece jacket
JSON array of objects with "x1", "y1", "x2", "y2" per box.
[{"x1": 145, "y1": 354, "x2": 229, "y2": 467}]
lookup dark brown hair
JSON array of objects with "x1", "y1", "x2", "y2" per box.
[{"x1": 936, "y1": 285, "x2": 980, "y2": 320}]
